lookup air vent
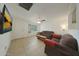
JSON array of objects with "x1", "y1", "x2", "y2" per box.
[{"x1": 19, "y1": 3, "x2": 33, "y2": 11}]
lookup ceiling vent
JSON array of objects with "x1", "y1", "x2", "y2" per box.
[{"x1": 19, "y1": 3, "x2": 33, "y2": 11}]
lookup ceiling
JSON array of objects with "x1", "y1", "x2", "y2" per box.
[{"x1": 6, "y1": 3, "x2": 76, "y2": 23}]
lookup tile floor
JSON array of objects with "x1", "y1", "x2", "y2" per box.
[{"x1": 7, "y1": 36, "x2": 46, "y2": 56}]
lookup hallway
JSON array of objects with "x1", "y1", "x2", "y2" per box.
[{"x1": 7, "y1": 36, "x2": 46, "y2": 56}]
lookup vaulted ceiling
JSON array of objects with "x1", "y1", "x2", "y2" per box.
[{"x1": 6, "y1": 3, "x2": 76, "y2": 23}]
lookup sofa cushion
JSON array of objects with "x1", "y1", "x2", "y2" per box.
[{"x1": 60, "y1": 34, "x2": 78, "y2": 51}]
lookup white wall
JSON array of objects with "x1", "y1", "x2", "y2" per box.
[
  {"x1": 0, "y1": 32, "x2": 11, "y2": 56},
  {"x1": 12, "y1": 15, "x2": 40, "y2": 39},
  {"x1": 11, "y1": 16, "x2": 28, "y2": 39},
  {"x1": 76, "y1": 4, "x2": 79, "y2": 29},
  {"x1": 0, "y1": 4, "x2": 11, "y2": 56},
  {"x1": 68, "y1": 4, "x2": 77, "y2": 30},
  {"x1": 40, "y1": 16, "x2": 68, "y2": 35},
  {"x1": 68, "y1": 13, "x2": 77, "y2": 29}
]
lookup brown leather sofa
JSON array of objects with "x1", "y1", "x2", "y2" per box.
[
  {"x1": 36, "y1": 31, "x2": 79, "y2": 56},
  {"x1": 44, "y1": 34, "x2": 79, "y2": 56},
  {"x1": 37, "y1": 31, "x2": 54, "y2": 39}
]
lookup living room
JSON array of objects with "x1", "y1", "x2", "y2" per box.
[{"x1": 0, "y1": 3, "x2": 79, "y2": 56}]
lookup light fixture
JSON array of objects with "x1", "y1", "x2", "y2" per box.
[
  {"x1": 37, "y1": 21, "x2": 41, "y2": 24},
  {"x1": 37, "y1": 19, "x2": 46, "y2": 24},
  {"x1": 60, "y1": 24, "x2": 67, "y2": 31}
]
